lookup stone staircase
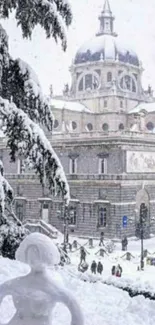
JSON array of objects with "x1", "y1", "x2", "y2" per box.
[{"x1": 23, "y1": 219, "x2": 58, "y2": 239}]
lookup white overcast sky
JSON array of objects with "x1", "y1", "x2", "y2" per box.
[{"x1": 2, "y1": 0, "x2": 155, "y2": 95}]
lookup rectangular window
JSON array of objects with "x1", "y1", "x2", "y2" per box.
[
  {"x1": 83, "y1": 203, "x2": 86, "y2": 222},
  {"x1": 69, "y1": 158, "x2": 77, "y2": 174},
  {"x1": 68, "y1": 206, "x2": 77, "y2": 225},
  {"x1": 16, "y1": 201, "x2": 24, "y2": 221},
  {"x1": 85, "y1": 74, "x2": 92, "y2": 90},
  {"x1": 120, "y1": 100, "x2": 123, "y2": 108},
  {"x1": 99, "y1": 158, "x2": 107, "y2": 174},
  {"x1": 17, "y1": 159, "x2": 24, "y2": 174},
  {"x1": 98, "y1": 206, "x2": 107, "y2": 227},
  {"x1": 42, "y1": 202, "x2": 49, "y2": 223},
  {"x1": 104, "y1": 100, "x2": 108, "y2": 108}
]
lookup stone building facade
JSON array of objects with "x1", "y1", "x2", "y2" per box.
[{"x1": 2, "y1": 0, "x2": 155, "y2": 239}]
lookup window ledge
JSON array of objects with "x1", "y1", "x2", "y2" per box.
[
  {"x1": 94, "y1": 200, "x2": 110, "y2": 204},
  {"x1": 15, "y1": 196, "x2": 27, "y2": 201},
  {"x1": 38, "y1": 198, "x2": 52, "y2": 202},
  {"x1": 68, "y1": 224, "x2": 77, "y2": 228}
]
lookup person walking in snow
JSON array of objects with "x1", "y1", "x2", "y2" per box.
[
  {"x1": 122, "y1": 236, "x2": 128, "y2": 251},
  {"x1": 116, "y1": 264, "x2": 123, "y2": 277},
  {"x1": 99, "y1": 231, "x2": 104, "y2": 246},
  {"x1": 111, "y1": 265, "x2": 116, "y2": 276},
  {"x1": 80, "y1": 246, "x2": 86, "y2": 264},
  {"x1": 91, "y1": 260, "x2": 97, "y2": 274},
  {"x1": 97, "y1": 261, "x2": 103, "y2": 275}
]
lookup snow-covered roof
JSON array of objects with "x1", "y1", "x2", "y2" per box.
[
  {"x1": 50, "y1": 99, "x2": 91, "y2": 113},
  {"x1": 74, "y1": 34, "x2": 139, "y2": 66},
  {"x1": 128, "y1": 102, "x2": 155, "y2": 115}
]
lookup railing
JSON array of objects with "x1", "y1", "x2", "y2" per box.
[
  {"x1": 5, "y1": 172, "x2": 155, "y2": 181},
  {"x1": 50, "y1": 130, "x2": 155, "y2": 142},
  {"x1": 66, "y1": 173, "x2": 155, "y2": 181},
  {"x1": 23, "y1": 219, "x2": 58, "y2": 239}
]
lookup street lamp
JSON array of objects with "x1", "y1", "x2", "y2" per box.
[
  {"x1": 63, "y1": 205, "x2": 69, "y2": 244},
  {"x1": 57, "y1": 204, "x2": 74, "y2": 245},
  {"x1": 139, "y1": 203, "x2": 148, "y2": 270}
]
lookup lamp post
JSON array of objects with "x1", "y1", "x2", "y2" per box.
[
  {"x1": 63, "y1": 206, "x2": 75, "y2": 244},
  {"x1": 139, "y1": 203, "x2": 147, "y2": 270},
  {"x1": 63, "y1": 204, "x2": 69, "y2": 244},
  {"x1": 57, "y1": 204, "x2": 75, "y2": 245}
]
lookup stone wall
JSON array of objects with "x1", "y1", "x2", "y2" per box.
[
  {"x1": 55, "y1": 145, "x2": 125, "y2": 175},
  {"x1": 1, "y1": 135, "x2": 155, "y2": 239}
]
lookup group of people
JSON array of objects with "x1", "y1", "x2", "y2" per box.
[
  {"x1": 111, "y1": 264, "x2": 123, "y2": 277},
  {"x1": 91, "y1": 260, "x2": 103, "y2": 274},
  {"x1": 78, "y1": 260, "x2": 103, "y2": 274}
]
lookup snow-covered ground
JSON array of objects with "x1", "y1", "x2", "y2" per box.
[
  {"x1": 63, "y1": 235, "x2": 155, "y2": 293},
  {"x1": 1, "y1": 236, "x2": 155, "y2": 324}
]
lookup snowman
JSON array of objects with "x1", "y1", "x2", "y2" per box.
[{"x1": 0, "y1": 232, "x2": 84, "y2": 325}]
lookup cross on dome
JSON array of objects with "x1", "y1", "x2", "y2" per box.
[{"x1": 97, "y1": 0, "x2": 117, "y2": 37}]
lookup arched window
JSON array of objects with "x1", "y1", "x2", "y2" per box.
[
  {"x1": 119, "y1": 123, "x2": 124, "y2": 131},
  {"x1": 78, "y1": 73, "x2": 99, "y2": 92},
  {"x1": 54, "y1": 119, "x2": 59, "y2": 128},
  {"x1": 78, "y1": 78, "x2": 84, "y2": 91},
  {"x1": 107, "y1": 72, "x2": 112, "y2": 82},
  {"x1": 146, "y1": 121, "x2": 154, "y2": 131},
  {"x1": 102, "y1": 123, "x2": 109, "y2": 132},
  {"x1": 98, "y1": 207, "x2": 107, "y2": 227},
  {"x1": 105, "y1": 21, "x2": 110, "y2": 32},
  {"x1": 86, "y1": 123, "x2": 93, "y2": 131},
  {"x1": 120, "y1": 74, "x2": 137, "y2": 93},
  {"x1": 72, "y1": 121, "x2": 77, "y2": 130}
]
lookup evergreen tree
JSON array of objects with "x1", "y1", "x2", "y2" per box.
[
  {"x1": 0, "y1": 0, "x2": 72, "y2": 50},
  {"x1": 0, "y1": 0, "x2": 72, "y2": 258}
]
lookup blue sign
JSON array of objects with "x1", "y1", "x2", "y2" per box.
[{"x1": 122, "y1": 216, "x2": 128, "y2": 228}]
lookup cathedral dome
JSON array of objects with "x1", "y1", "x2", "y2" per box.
[{"x1": 74, "y1": 34, "x2": 139, "y2": 67}]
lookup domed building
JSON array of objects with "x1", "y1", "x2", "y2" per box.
[
  {"x1": 2, "y1": 0, "x2": 155, "y2": 240},
  {"x1": 48, "y1": 0, "x2": 155, "y2": 239},
  {"x1": 69, "y1": 0, "x2": 149, "y2": 115}
]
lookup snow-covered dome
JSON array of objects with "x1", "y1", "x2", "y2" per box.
[{"x1": 74, "y1": 34, "x2": 139, "y2": 67}]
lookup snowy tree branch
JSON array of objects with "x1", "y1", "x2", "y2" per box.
[
  {"x1": 0, "y1": 0, "x2": 72, "y2": 50},
  {"x1": 0, "y1": 160, "x2": 14, "y2": 214},
  {"x1": 2, "y1": 58, "x2": 54, "y2": 131},
  {"x1": 0, "y1": 97, "x2": 70, "y2": 205}
]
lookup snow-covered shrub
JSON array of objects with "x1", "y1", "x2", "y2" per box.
[
  {"x1": 0, "y1": 159, "x2": 28, "y2": 259},
  {"x1": 0, "y1": 221, "x2": 27, "y2": 259}
]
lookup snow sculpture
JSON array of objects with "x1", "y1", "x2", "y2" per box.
[{"x1": 0, "y1": 232, "x2": 84, "y2": 325}]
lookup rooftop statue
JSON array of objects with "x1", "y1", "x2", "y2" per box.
[{"x1": 0, "y1": 232, "x2": 84, "y2": 325}]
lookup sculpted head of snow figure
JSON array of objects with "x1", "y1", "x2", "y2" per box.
[{"x1": 16, "y1": 232, "x2": 60, "y2": 270}]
